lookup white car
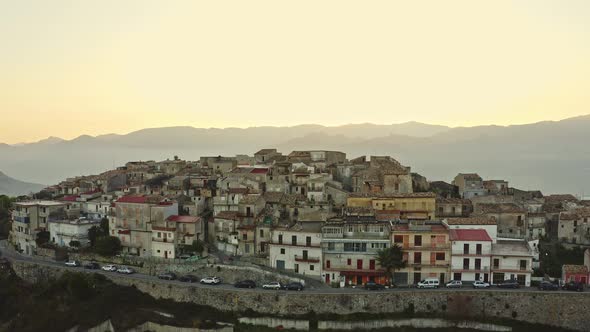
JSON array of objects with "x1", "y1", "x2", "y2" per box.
[
  {"x1": 117, "y1": 266, "x2": 135, "y2": 274},
  {"x1": 473, "y1": 281, "x2": 490, "y2": 288},
  {"x1": 262, "y1": 282, "x2": 284, "y2": 290},
  {"x1": 200, "y1": 276, "x2": 221, "y2": 285},
  {"x1": 102, "y1": 264, "x2": 118, "y2": 272},
  {"x1": 446, "y1": 280, "x2": 463, "y2": 288},
  {"x1": 65, "y1": 260, "x2": 80, "y2": 267},
  {"x1": 417, "y1": 278, "x2": 440, "y2": 289}
]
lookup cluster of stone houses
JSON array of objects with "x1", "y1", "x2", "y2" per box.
[{"x1": 9, "y1": 149, "x2": 590, "y2": 286}]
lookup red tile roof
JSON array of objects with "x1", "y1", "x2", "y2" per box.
[
  {"x1": 450, "y1": 229, "x2": 492, "y2": 242},
  {"x1": 250, "y1": 168, "x2": 269, "y2": 174},
  {"x1": 166, "y1": 215, "x2": 200, "y2": 223},
  {"x1": 61, "y1": 195, "x2": 79, "y2": 202},
  {"x1": 116, "y1": 195, "x2": 148, "y2": 204}
]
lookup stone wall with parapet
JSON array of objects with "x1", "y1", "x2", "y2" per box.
[{"x1": 10, "y1": 260, "x2": 590, "y2": 332}]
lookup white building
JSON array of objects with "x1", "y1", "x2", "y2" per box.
[
  {"x1": 49, "y1": 218, "x2": 101, "y2": 248},
  {"x1": 444, "y1": 217, "x2": 498, "y2": 243},
  {"x1": 269, "y1": 222, "x2": 323, "y2": 277},
  {"x1": 491, "y1": 239, "x2": 534, "y2": 286},
  {"x1": 10, "y1": 201, "x2": 69, "y2": 255},
  {"x1": 449, "y1": 229, "x2": 493, "y2": 283}
]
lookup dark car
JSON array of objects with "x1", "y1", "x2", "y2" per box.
[
  {"x1": 563, "y1": 281, "x2": 584, "y2": 292},
  {"x1": 179, "y1": 275, "x2": 199, "y2": 283},
  {"x1": 365, "y1": 281, "x2": 385, "y2": 291},
  {"x1": 234, "y1": 280, "x2": 256, "y2": 289},
  {"x1": 83, "y1": 262, "x2": 100, "y2": 270},
  {"x1": 157, "y1": 272, "x2": 177, "y2": 280},
  {"x1": 496, "y1": 279, "x2": 520, "y2": 289},
  {"x1": 285, "y1": 282, "x2": 304, "y2": 291},
  {"x1": 538, "y1": 281, "x2": 559, "y2": 291}
]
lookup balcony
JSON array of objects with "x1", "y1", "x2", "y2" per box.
[
  {"x1": 457, "y1": 266, "x2": 490, "y2": 273},
  {"x1": 294, "y1": 255, "x2": 320, "y2": 263},
  {"x1": 152, "y1": 237, "x2": 174, "y2": 243},
  {"x1": 13, "y1": 216, "x2": 30, "y2": 224}
]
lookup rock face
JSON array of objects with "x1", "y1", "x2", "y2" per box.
[{"x1": 10, "y1": 260, "x2": 590, "y2": 332}]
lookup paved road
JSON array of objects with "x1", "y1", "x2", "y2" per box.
[{"x1": 1, "y1": 241, "x2": 587, "y2": 296}]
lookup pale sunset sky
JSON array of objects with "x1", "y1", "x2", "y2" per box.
[{"x1": 1, "y1": 0, "x2": 590, "y2": 144}]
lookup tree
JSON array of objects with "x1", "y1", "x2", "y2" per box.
[
  {"x1": 99, "y1": 217, "x2": 109, "y2": 235},
  {"x1": 94, "y1": 236, "x2": 121, "y2": 256},
  {"x1": 188, "y1": 240, "x2": 204, "y2": 254},
  {"x1": 35, "y1": 230, "x2": 50, "y2": 247},
  {"x1": 87, "y1": 226, "x2": 100, "y2": 247},
  {"x1": 69, "y1": 240, "x2": 81, "y2": 248},
  {"x1": 376, "y1": 244, "x2": 407, "y2": 285}
]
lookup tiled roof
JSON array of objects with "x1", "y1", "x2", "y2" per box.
[
  {"x1": 250, "y1": 168, "x2": 269, "y2": 174},
  {"x1": 240, "y1": 194, "x2": 263, "y2": 205},
  {"x1": 563, "y1": 264, "x2": 589, "y2": 274},
  {"x1": 215, "y1": 211, "x2": 240, "y2": 220},
  {"x1": 116, "y1": 195, "x2": 166, "y2": 204},
  {"x1": 349, "y1": 192, "x2": 436, "y2": 199},
  {"x1": 166, "y1": 215, "x2": 200, "y2": 223},
  {"x1": 450, "y1": 229, "x2": 492, "y2": 242},
  {"x1": 545, "y1": 194, "x2": 578, "y2": 202},
  {"x1": 445, "y1": 217, "x2": 496, "y2": 225},
  {"x1": 559, "y1": 208, "x2": 590, "y2": 220},
  {"x1": 228, "y1": 188, "x2": 249, "y2": 195},
  {"x1": 61, "y1": 195, "x2": 79, "y2": 202},
  {"x1": 478, "y1": 203, "x2": 526, "y2": 214},
  {"x1": 255, "y1": 149, "x2": 277, "y2": 155},
  {"x1": 263, "y1": 192, "x2": 284, "y2": 204}
]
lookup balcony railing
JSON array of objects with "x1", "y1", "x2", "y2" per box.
[
  {"x1": 13, "y1": 216, "x2": 30, "y2": 224},
  {"x1": 152, "y1": 237, "x2": 173, "y2": 243},
  {"x1": 294, "y1": 255, "x2": 320, "y2": 263}
]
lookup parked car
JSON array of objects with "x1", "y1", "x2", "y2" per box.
[
  {"x1": 179, "y1": 275, "x2": 199, "y2": 283},
  {"x1": 234, "y1": 280, "x2": 256, "y2": 289},
  {"x1": 496, "y1": 279, "x2": 520, "y2": 289},
  {"x1": 285, "y1": 282, "x2": 304, "y2": 291},
  {"x1": 65, "y1": 260, "x2": 81, "y2": 267},
  {"x1": 364, "y1": 281, "x2": 385, "y2": 291},
  {"x1": 101, "y1": 264, "x2": 117, "y2": 272},
  {"x1": 538, "y1": 281, "x2": 560, "y2": 291},
  {"x1": 83, "y1": 262, "x2": 100, "y2": 270},
  {"x1": 262, "y1": 281, "x2": 284, "y2": 290},
  {"x1": 158, "y1": 272, "x2": 177, "y2": 280},
  {"x1": 117, "y1": 266, "x2": 135, "y2": 274},
  {"x1": 445, "y1": 280, "x2": 463, "y2": 288},
  {"x1": 473, "y1": 281, "x2": 490, "y2": 289},
  {"x1": 200, "y1": 276, "x2": 221, "y2": 285},
  {"x1": 417, "y1": 278, "x2": 440, "y2": 289},
  {"x1": 563, "y1": 281, "x2": 584, "y2": 292}
]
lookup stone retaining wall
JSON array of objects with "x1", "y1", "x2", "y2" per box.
[{"x1": 10, "y1": 260, "x2": 590, "y2": 332}]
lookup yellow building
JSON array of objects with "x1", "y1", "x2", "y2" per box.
[
  {"x1": 391, "y1": 220, "x2": 451, "y2": 285},
  {"x1": 347, "y1": 192, "x2": 436, "y2": 220}
]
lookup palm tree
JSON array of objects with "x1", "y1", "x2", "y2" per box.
[{"x1": 376, "y1": 244, "x2": 407, "y2": 286}]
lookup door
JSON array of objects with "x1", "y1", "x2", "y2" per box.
[
  {"x1": 303, "y1": 250, "x2": 308, "y2": 260},
  {"x1": 325, "y1": 274, "x2": 330, "y2": 283},
  {"x1": 295, "y1": 264, "x2": 299, "y2": 273},
  {"x1": 439, "y1": 273, "x2": 445, "y2": 283},
  {"x1": 357, "y1": 259, "x2": 363, "y2": 270},
  {"x1": 276, "y1": 260, "x2": 285, "y2": 270},
  {"x1": 484, "y1": 273, "x2": 489, "y2": 283},
  {"x1": 164, "y1": 251, "x2": 168, "y2": 259},
  {"x1": 369, "y1": 260, "x2": 375, "y2": 270},
  {"x1": 413, "y1": 272, "x2": 422, "y2": 285}
]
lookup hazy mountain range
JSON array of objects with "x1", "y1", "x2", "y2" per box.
[
  {"x1": 1, "y1": 116, "x2": 590, "y2": 195},
  {"x1": 0, "y1": 171, "x2": 46, "y2": 196}
]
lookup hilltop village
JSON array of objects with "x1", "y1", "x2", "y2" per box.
[{"x1": 8, "y1": 149, "x2": 590, "y2": 287}]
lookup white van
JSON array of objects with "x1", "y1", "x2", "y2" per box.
[{"x1": 417, "y1": 278, "x2": 440, "y2": 289}]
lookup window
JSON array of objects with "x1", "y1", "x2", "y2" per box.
[
  {"x1": 260, "y1": 229, "x2": 264, "y2": 237},
  {"x1": 493, "y1": 258, "x2": 500, "y2": 269},
  {"x1": 242, "y1": 233, "x2": 247, "y2": 240},
  {"x1": 475, "y1": 258, "x2": 481, "y2": 270},
  {"x1": 414, "y1": 235, "x2": 422, "y2": 246},
  {"x1": 306, "y1": 236, "x2": 312, "y2": 247},
  {"x1": 310, "y1": 265, "x2": 314, "y2": 271},
  {"x1": 278, "y1": 234, "x2": 283, "y2": 244},
  {"x1": 347, "y1": 258, "x2": 351, "y2": 265},
  {"x1": 157, "y1": 232, "x2": 162, "y2": 238},
  {"x1": 463, "y1": 243, "x2": 469, "y2": 254},
  {"x1": 453, "y1": 272, "x2": 462, "y2": 281},
  {"x1": 395, "y1": 183, "x2": 400, "y2": 191},
  {"x1": 463, "y1": 258, "x2": 469, "y2": 270},
  {"x1": 519, "y1": 260, "x2": 527, "y2": 270},
  {"x1": 292, "y1": 235, "x2": 297, "y2": 245},
  {"x1": 327, "y1": 242, "x2": 335, "y2": 251},
  {"x1": 435, "y1": 253, "x2": 445, "y2": 260},
  {"x1": 414, "y1": 252, "x2": 421, "y2": 264},
  {"x1": 326, "y1": 260, "x2": 331, "y2": 269},
  {"x1": 476, "y1": 244, "x2": 482, "y2": 255},
  {"x1": 394, "y1": 235, "x2": 403, "y2": 244},
  {"x1": 369, "y1": 260, "x2": 376, "y2": 270},
  {"x1": 280, "y1": 248, "x2": 285, "y2": 254}
]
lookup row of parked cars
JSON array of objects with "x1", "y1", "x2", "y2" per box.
[
  {"x1": 365, "y1": 278, "x2": 585, "y2": 292},
  {"x1": 156, "y1": 272, "x2": 306, "y2": 290},
  {"x1": 65, "y1": 260, "x2": 137, "y2": 274}
]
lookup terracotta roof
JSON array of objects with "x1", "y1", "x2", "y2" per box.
[
  {"x1": 563, "y1": 264, "x2": 589, "y2": 274},
  {"x1": 240, "y1": 194, "x2": 263, "y2": 205},
  {"x1": 559, "y1": 208, "x2": 590, "y2": 220},
  {"x1": 477, "y1": 203, "x2": 526, "y2": 214},
  {"x1": 166, "y1": 215, "x2": 200, "y2": 223},
  {"x1": 450, "y1": 229, "x2": 492, "y2": 242},
  {"x1": 152, "y1": 226, "x2": 176, "y2": 232},
  {"x1": 215, "y1": 211, "x2": 240, "y2": 220},
  {"x1": 349, "y1": 192, "x2": 436, "y2": 199},
  {"x1": 250, "y1": 168, "x2": 269, "y2": 174},
  {"x1": 61, "y1": 195, "x2": 79, "y2": 202},
  {"x1": 263, "y1": 192, "x2": 284, "y2": 204},
  {"x1": 116, "y1": 195, "x2": 166, "y2": 204},
  {"x1": 445, "y1": 217, "x2": 496, "y2": 225}
]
